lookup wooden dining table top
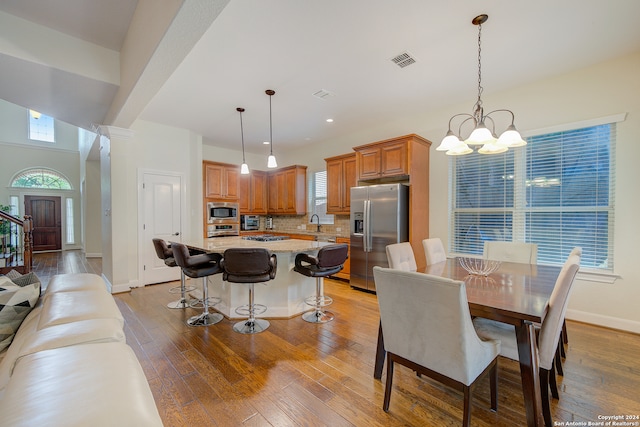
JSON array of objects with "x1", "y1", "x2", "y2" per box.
[{"x1": 423, "y1": 257, "x2": 562, "y2": 325}]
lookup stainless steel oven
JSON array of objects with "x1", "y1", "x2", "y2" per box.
[{"x1": 206, "y1": 201, "x2": 239, "y2": 237}]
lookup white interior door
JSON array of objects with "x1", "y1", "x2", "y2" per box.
[{"x1": 141, "y1": 172, "x2": 183, "y2": 285}]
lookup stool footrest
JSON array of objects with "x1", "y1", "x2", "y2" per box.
[
  {"x1": 304, "y1": 295, "x2": 333, "y2": 308},
  {"x1": 169, "y1": 284, "x2": 196, "y2": 294},
  {"x1": 235, "y1": 303, "x2": 267, "y2": 317}
]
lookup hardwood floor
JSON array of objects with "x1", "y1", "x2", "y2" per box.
[{"x1": 32, "y1": 251, "x2": 640, "y2": 426}]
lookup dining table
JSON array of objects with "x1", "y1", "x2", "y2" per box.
[{"x1": 372, "y1": 257, "x2": 562, "y2": 427}]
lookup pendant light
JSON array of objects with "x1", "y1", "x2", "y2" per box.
[
  {"x1": 436, "y1": 14, "x2": 526, "y2": 156},
  {"x1": 265, "y1": 89, "x2": 278, "y2": 168},
  {"x1": 237, "y1": 107, "x2": 250, "y2": 174}
]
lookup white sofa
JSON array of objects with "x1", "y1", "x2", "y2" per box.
[{"x1": 0, "y1": 273, "x2": 163, "y2": 427}]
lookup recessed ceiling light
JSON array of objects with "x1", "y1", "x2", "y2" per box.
[
  {"x1": 263, "y1": 141, "x2": 270, "y2": 145},
  {"x1": 326, "y1": 118, "x2": 334, "y2": 123}
]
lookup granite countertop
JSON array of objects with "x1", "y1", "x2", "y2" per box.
[{"x1": 189, "y1": 236, "x2": 332, "y2": 254}]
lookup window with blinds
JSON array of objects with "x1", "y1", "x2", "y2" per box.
[
  {"x1": 450, "y1": 122, "x2": 616, "y2": 271},
  {"x1": 310, "y1": 170, "x2": 334, "y2": 225}
]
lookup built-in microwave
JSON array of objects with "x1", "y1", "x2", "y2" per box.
[{"x1": 207, "y1": 201, "x2": 239, "y2": 224}]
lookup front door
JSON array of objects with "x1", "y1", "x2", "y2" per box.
[
  {"x1": 141, "y1": 172, "x2": 183, "y2": 285},
  {"x1": 24, "y1": 195, "x2": 62, "y2": 252}
]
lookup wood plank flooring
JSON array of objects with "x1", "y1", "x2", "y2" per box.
[{"x1": 31, "y1": 251, "x2": 640, "y2": 426}]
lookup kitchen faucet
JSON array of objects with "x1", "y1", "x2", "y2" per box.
[{"x1": 310, "y1": 214, "x2": 321, "y2": 232}]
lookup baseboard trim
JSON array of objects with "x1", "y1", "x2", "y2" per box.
[
  {"x1": 566, "y1": 309, "x2": 640, "y2": 334},
  {"x1": 85, "y1": 253, "x2": 102, "y2": 258}
]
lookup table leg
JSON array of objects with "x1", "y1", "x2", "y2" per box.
[
  {"x1": 515, "y1": 321, "x2": 544, "y2": 427},
  {"x1": 373, "y1": 320, "x2": 385, "y2": 379}
]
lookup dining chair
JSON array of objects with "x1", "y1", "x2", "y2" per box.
[
  {"x1": 473, "y1": 253, "x2": 580, "y2": 427},
  {"x1": 483, "y1": 241, "x2": 538, "y2": 264},
  {"x1": 422, "y1": 237, "x2": 447, "y2": 265},
  {"x1": 385, "y1": 242, "x2": 417, "y2": 272},
  {"x1": 373, "y1": 266, "x2": 500, "y2": 426}
]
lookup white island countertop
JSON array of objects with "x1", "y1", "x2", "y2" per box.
[{"x1": 187, "y1": 236, "x2": 332, "y2": 254}]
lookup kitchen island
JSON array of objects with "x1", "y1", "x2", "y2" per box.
[{"x1": 183, "y1": 236, "x2": 333, "y2": 319}]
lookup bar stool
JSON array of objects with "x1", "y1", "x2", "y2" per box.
[
  {"x1": 152, "y1": 238, "x2": 196, "y2": 309},
  {"x1": 294, "y1": 244, "x2": 348, "y2": 323},
  {"x1": 221, "y1": 248, "x2": 277, "y2": 334},
  {"x1": 171, "y1": 242, "x2": 223, "y2": 327}
]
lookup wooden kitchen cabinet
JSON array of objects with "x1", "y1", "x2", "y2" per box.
[
  {"x1": 239, "y1": 170, "x2": 268, "y2": 214},
  {"x1": 353, "y1": 134, "x2": 432, "y2": 270},
  {"x1": 332, "y1": 237, "x2": 351, "y2": 280},
  {"x1": 203, "y1": 161, "x2": 240, "y2": 200},
  {"x1": 325, "y1": 153, "x2": 357, "y2": 215},
  {"x1": 267, "y1": 165, "x2": 307, "y2": 215},
  {"x1": 353, "y1": 137, "x2": 412, "y2": 181}
]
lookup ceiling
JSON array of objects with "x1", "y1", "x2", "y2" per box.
[{"x1": 2, "y1": 0, "x2": 640, "y2": 155}]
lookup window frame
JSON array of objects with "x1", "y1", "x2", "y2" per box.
[{"x1": 449, "y1": 114, "x2": 624, "y2": 281}]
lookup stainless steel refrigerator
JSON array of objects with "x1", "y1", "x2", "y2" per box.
[{"x1": 350, "y1": 183, "x2": 409, "y2": 291}]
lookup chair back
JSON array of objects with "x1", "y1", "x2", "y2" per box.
[
  {"x1": 222, "y1": 248, "x2": 277, "y2": 283},
  {"x1": 537, "y1": 253, "x2": 580, "y2": 370},
  {"x1": 483, "y1": 241, "x2": 538, "y2": 264},
  {"x1": 317, "y1": 244, "x2": 349, "y2": 270},
  {"x1": 422, "y1": 238, "x2": 446, "y2": 265},
  {"x1": 385, "y1": 242, "x2": 417, "y2": 272},
  {"x1": 373, "y1": 266, "x2": 500, "y2": 386},
  {"x1": 152, "y1": 238, "x2": 172, "y2": 261}
]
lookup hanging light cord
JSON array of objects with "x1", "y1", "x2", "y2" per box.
[
  {"x1": 239, "y1": 109, "x2": 246, "y2": 163},
  {"x1": 473, "y1": 20, "x2": 484, "y2": 120},
  {"x1": 268, "y1": 94, "x2": 274, "y2": 155}
]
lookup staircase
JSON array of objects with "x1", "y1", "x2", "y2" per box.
[{"x1": 0, "y1": 211, "x2": 33, "y2": 274}]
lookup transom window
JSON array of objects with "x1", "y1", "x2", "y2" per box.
[
  {"x1": 28, "y1": 110, "x2": 56, "y2": 143},
  {"x1": 450, "y1": 120, "x2": 616, "y2": 271},
  {"x1": 11, "y1": 168, "x2": 72, "y2": 190}
]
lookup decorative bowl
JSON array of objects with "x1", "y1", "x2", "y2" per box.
[{"x1": 458, "y1": 257, "x2": 501, "y2": 276}]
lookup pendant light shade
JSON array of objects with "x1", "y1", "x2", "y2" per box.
[
  {"x1": 436, "y1": 14, "x2": 526, "y2": 156},
  {"x1": 266, "y1": 89, "x2": 278, "y2": 168},
  {"x1": 237, "y1": 107, "x2": 250, "y2": 175}
]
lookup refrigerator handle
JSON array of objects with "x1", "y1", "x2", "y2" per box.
[{"x1": 364, "y1": 199, "x2": 371, "y2": 252}]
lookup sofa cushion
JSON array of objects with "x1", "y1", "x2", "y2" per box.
[
  {"x1": 0, "y1": 277, "x2": 40, "y2": 352},
  {"x1": 44, "y1": 273, "x2": 107, "y2": 295},
  {"x1": 0, "y1": 318, "x2": 125, "y2": 392},
  {"x1": 37, "y1": 290, "x2": 124, "y2": 330},
  {"x1": 0, "y1": 342, "x2": 163, "y2": 427}
]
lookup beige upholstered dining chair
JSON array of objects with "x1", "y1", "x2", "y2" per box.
[
  {"x1": 373, "y1": 266, "x2": 500, "y2": 427},
  {"x1": 422, "y1": 237, "x2": 447, "y2": 265},
  {"x1": 473, "y1": 252, "x2": 580, "y2": 427},
  {"x1": 385, "y1": 242, "x2": 417, "y2": 272},
  {"x1": 483, "y1": 241, "x2": 538, "y2": 264}
]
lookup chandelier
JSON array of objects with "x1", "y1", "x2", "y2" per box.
[{"x1": 436, "y1": 14, "x2": 526, "y2": 156}]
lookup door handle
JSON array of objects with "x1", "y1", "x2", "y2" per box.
[{"x1": 173, "y1": 232, "x2": 180, "y2": 236}]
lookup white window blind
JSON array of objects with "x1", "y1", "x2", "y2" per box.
[
  {"x1": 450, "y1": 123, "x2": 616, "y2": 271},
  {"x1": 310, "y1": 171, "x2": 334, "y2": 225}
]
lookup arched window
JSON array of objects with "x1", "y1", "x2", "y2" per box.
[{"x1": 10, "y1": 168, "x2": 73, "y2": 190}]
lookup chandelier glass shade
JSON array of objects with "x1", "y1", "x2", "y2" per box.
[
  {"x1": 237, "y1": 107, "x2": 250, "y2": 175},
  {"x1": 436, "y1": 14, "x2": 526, "y2": 156},
  {"x1": 266, "y1": 89, "x2": 278, "y2": 168}
]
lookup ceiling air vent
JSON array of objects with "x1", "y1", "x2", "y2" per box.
[
  {"x1": 391, "y1": 51, "x2": 417, "y2": 68},
  {"x1": 312, "y1": 89, "x2": 335, "y2": 100}
]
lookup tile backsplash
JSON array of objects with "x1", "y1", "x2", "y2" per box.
[{"x1": 260, "y1": 215, "x2": 350, "y2": 237}]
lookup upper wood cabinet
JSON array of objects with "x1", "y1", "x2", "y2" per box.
[
  {"x1": 325, "y1": 153, "x2": 357, "y2": 215},
  {"x1": 203, "y1": 161, "x2": 240, "y2": 200},
  {"x1": 267, "y1": 165, "x2": 307, "y2": 215},
  {"x1": 354, "y1": 134, "x2": 432, "y2": 270},
  {"x1": 239, "y1": 170, "x2": 268, "y2": 215},
  {"x1": 353, "y1": 136, "x2": 421, "y2": 181}
]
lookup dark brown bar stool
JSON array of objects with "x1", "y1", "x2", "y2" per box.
[
  {"x1": 152, "y1": 238, "x2": 196, "y2": 309},
  {"x1": 294, "y1": 244, "x2": 348, "y2": 323},
  {"x1": 171, "y1": 242, "x2": 223, "y2": 327},
  {"x1": 221, "y1": 248, "x2": 277, "y2": 334}
]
